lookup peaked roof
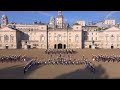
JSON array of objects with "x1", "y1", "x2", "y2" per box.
[
  {"x1": 104, "y1": 26, "x2": 120, "y2": 32},
  {"x1": 0, "y1": 27, "x2": 16, "y2": 32}
]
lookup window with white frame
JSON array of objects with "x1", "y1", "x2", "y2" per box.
[
  {"x1": 11, "y1": 44, "x2": 14, "y2": 47},
  {"x1": 75, "y1": 35, "x2": 79, "y2": 42},
  {"x1": 54, "y1": 36, "x2": 57, "y2": 41},
  {"x1": 64, "y1": 36, "x2": 66, "y2": 42},
  {"x1": 49, "y1": 36, "x2": 52, "y2": 41},
  {"x1": 96, "y1": 37, "x2": 97, "y2": 40},
  {"x1": 92, "y1": 37, "x2": 93, "y2": 40},
  {"x1": 64, "y1": 36, "x2": 66, "y2": 40},
  {"x1": 57, "y1": 35, "x2": 62, "y2": 41},
  {"x1": 10, "y1": 34, "x2": 14, "y2": 42},
  {"x1": 69, "y1": 36, "x2": 71, "y2": 42},
  {"x1": 4, "y1": 35, "x2": 9, "y2": 42},
  {"x1": 0, "y1": 35, "x2": 2, "y2": 42},
  {"x1": 40, "y1": 35, "x2": 45, "y2": 42},
  {"x1": 59, "y1": 36, "x2": 62, "y2": 41},
  {"x1": 0, "y1": 44, "x2": 2, "y2": 47},
  {"x1": 41, "y1": 27, "x2": 44, "y2": 29}
]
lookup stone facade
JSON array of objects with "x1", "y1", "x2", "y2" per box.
[{"x1": 0, "y1": 11, "x2": 120, "y2": 49}]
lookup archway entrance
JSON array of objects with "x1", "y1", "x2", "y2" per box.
[
  {"x1": 58, "y1": 43, "x2": 62, "y2": 49},
  {"x1": 6, "y1": 46, "x2": 8, "y2": 49},
  {"x1": 27, "y1": 45, "x2": 31, "y2": 49},
  {"x1": 54, "y1": 44, "x2": 57, "y2": 49},
  {"x1": 89, "y1": 45, "x2": 92, "y2": 48},
  {"x1": 111, "y1": 46, "x2": 114, "y2": 49},
  {"x1": 64, "y1": 44, "x2": 66, "y2": 49}
]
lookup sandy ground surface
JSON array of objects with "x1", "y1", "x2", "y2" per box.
[{"x1": 0, "y1": 49, "x2": 120, "y2": 79}]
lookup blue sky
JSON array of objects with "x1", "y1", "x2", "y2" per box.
[{"x1": 0, "y1": 11, "x2": 120, "y2": 24}]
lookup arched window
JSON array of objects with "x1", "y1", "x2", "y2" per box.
[
  {"x1": 40, "y1": 35, "x2": 45, "y2": 42},
  {"x1": 10, "y1": 34, "x2": 14, "y2": 42},
  {"x1": 75, "y1": 35, "x2": 79, "y2": 42},
  {"x1": 57, "y1": 34, "x2": 62, "y2": 41},
  {"x1": 4, "y1": 35, "x2": 9, "y2": 42}
]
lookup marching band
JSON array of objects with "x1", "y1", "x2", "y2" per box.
[
  {"x1": 92, "y1": 54, "x2": 120, "y2": 62},
  {"x1": 2, "y1": 49, "x2": 120, "y2": 75},
  {"x1": 0, "y1": 55, "x2": 27, "y2": 63},
  {"x1": 24, "y1": 53, "x2": 96, "y2": 74}
]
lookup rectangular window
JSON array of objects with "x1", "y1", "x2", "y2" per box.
[
  {"x1": 64, "y1": 36, "x2": 66, "y2": 40},
  {"x1": 69, "y1": 39, "x2": 71, "y2": 42},
  {"x1": 92, "y1": 37, "x2": 93, "y2": 40},
  {"x1": 34, "y1": 31, "x2": 36, "y2": 35},
  {"x1": 11, "y1": 44, "x2": 14, "y2": 47},
  {"x1": 33, "y1": 44, "x2": 37, "y2": 46},
  {"x1": 10, "y1": 36, "x2": 14, "y2": 42},
  {"x1": 54, "y1": 36, "x2": 57, "y2": 41},
  {"x1": 0, "y1": 36, "x2": 2, "y2": 42},
  {"x1": 0, "y1": 44, "x2": 2, "y2": 47},
  {"x1": 64, "y1": 36, "x2": 66, "y2": 42},
  {"x1": 96, "y1": 37, "x2": 97, "y2": 40},
  {"x1": 49, "y1": 36, "x2": 52, "y2": 41}
]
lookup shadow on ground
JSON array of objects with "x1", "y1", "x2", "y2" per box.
[
  {"x1": 54, "y1": 65, "x2": 109, "y2": 79},
  {"x1": 0, "y1": 65, "x2": 24, "y2": 79},
  {"x1": 24, "y1": 64, "x2": 45, "y2": 79}
]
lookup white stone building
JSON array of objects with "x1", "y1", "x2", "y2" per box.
[{"x1": 0, "y1": 11, "x2": 120, "y2": 49}]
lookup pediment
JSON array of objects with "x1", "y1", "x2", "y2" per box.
[
  {"x1": 0, "y1": 27, "x2": 16, "y2": 32},
  {"x1": 104, "y1": 26, "x2": 120, "y2": 32}
]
